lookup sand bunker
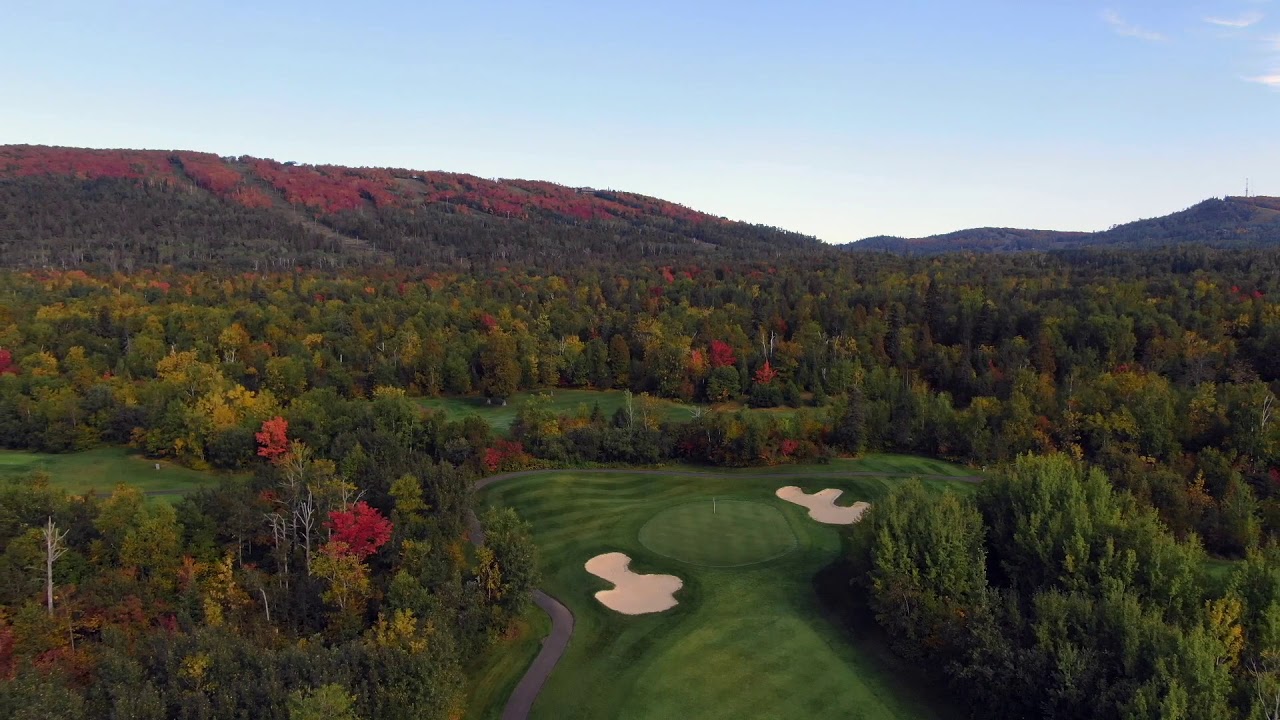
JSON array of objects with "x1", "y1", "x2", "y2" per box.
[
  {"x1": 775, "y1": 487, "x2": 870, "y2": 525},
  {"x1": 584, "y1": 552, "x2": 683, "y2": 615}
]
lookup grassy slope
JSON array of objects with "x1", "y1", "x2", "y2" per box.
[
  {"x1": 463, "y1": 603, "x2": 554, "y2": 720},
  {"x1": 477, "y1": 461, "x2": 976, "y2": 720},
  {"x1": 0, "y1": 448, "x2": 232, "y2": 500},
  {"x1": 414, "y1": 388, "x2": 807, "y2": 432}
]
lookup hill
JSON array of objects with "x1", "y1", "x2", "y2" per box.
[
  {"x1": 0, "y1": 145, "x2": 824, "y2": 270},
  {"x1": 844, "y1": 196, "x2": 1280, "y2": 254},
  {"x1": 853, "y1": 227, "x2": 1088, "y2": 253}
]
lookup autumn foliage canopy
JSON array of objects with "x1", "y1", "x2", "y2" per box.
[
  {"x1": 709, "y1": 340, "x2": 737, "y2": 368},
  {"x1": 256, "y1": 416, "x2": 290, "y2": 462},
  {"x1": 325, "y1": 502, "x2": 393, "y2": 559}
]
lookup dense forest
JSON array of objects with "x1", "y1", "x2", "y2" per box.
[
  {"x1": 844, "y1": 455, "x2": 1280, "y2": 720},
  {"x1": 2, "y1": 249, "x2": 1276, "y2": 549},
  {"x1": 2, "y1": 145, "x2": 1280, "y2": 718}
]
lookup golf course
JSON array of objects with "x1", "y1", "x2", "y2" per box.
[{"x1": 472, "y1": 456, "x2": 980, "y2": 720}]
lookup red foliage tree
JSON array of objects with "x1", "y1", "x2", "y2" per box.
[
  {"x1": 709, "y1": 340, "x2": 737, "y2": 368},
  {"x1": 754, "y1": 360, "x2": 778, "y2": 385},
  {"x1": 325, "y1": 502, "x2": 393, "y2": 559},
  {"x1": 483, "y1": 439, "x2": 529, "y2": 473},
  {"x1": 0, "y1": 349, "x2": 15, "y2": 376},
  {"x1": 256, "y1": 416, "x2": 290, "y2": 462}
]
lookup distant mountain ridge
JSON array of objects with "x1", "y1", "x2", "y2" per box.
[
  {"x1": 844, "y1": 196, "x2": 1280, "y2": 253},
  {"x1": 0, "y1": 144, "x2": 822, "y2": 270},
  {"x1": 4, "y1": 144, "x2": 1280, "y2": 269}
]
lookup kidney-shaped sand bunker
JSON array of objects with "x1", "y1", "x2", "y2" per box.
[
  {"x1": 775, "y1": 486, "x2": 870, "y2": 524},
  {"x1": 584, "y1": 552, "x2": 683, "y2": 615}
]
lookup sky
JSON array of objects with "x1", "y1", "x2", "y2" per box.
[{"x1": 2, "y1": 1, "x2": 1278, "y2": 243}]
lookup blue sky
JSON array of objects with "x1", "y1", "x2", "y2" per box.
[{"x1": 2, "y1": 1, "x2": 1278, "y2": 242}]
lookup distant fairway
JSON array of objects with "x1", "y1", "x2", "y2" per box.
[
  {"x1": 0, "y1": 448, "x2": 234, "y2": 502},
  {"x1": 639, "y1": 500, "x2": 796, "y2": 567},
  {"x1": 414, "y1": 388, "x2": 808, "y2": 433},
  {"x1": 476, "y1": 464, "x2": 976, "y2": 720}
]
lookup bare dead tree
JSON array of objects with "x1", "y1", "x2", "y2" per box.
[
  {"x1": 294, "y1": 488, "x2": 317, "y2": 574},
  {"x1": 265, "y1": 512, "x2": 289, "y2": 587},
  {"x1": 42, "y1": 517, "x2": 69, "y2": 614},
  {"x1": 1250, "y1": 656, "x2": 1280, "y2": 720},
  {"x1": 1262, "y1": 392, "x2": 1275, "y2": 440}
]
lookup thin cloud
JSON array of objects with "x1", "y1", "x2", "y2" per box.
[
  {"x1": 1204, "y1": 11, "x2": 1264, "y2": 28},
  {"x1": 1246, "y1": 72, "x2": 1280, "y2": 87},
  {"x1": 1102, "y1": 9, "x2": 1167, "y2": 41}
]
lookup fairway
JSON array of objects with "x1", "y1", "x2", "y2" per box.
[
  {"x1": 0, "y1": 448, "x2": 234, "y2": 501},
  {"x1": 415, "y1": 389, "x2": 696, "y2": 432},
  {"x1": 477, "y1": 464, "x2": 975, "y2": 720},
  {"x1": 414, "y1": 388, "x2": 811, "y2": 433},
  {"x1": 639, "y1": 500, "x2": 796, "y2": 567}
]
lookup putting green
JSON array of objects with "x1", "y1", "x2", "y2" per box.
[{"x1": 638, "y1": 499, "x2": 797, "y2": 567}]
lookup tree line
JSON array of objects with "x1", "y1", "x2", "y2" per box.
[
  {"x1": 1, "y1": 248, "x2": 1275, "y2": 551},
  {"x1": 844, "y1": 454, "x2": 1280, "y2": 720},
  {"x1": 0, "y1": 412, "x2": 539, "y2": 719}
]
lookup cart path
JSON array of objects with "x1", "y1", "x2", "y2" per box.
[{"x1": 468, "y1": 465, "x2": 982, "y2": 720}]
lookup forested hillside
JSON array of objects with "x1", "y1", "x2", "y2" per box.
[
  {"x1": 7, "y1": 145, "x2": 1280, "y2": 268},
  {"x1": 847, "y1": 196, "x2": 1280, "y2": 253},
  {"x1": 0, "y1": 145, "x2": 822, "y2": 270}
]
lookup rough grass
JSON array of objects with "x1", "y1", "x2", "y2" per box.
[
  {"x1": 638, "y1": 500, "x2": 797, "y2": 567},
  {"x1": 477, "y1": 465, "x2": 973, "y2": 720},
  {"x1": 0, "y1": 448, "x2": 234, "y2": 502},
  {"x1": 414, "y1": 388, "x2": 813, "y2": 433},
  {"x1": 729, "y1": 454, "x2": 978, "y2": 478},
  {"x1": 463, "y1": 603, "x2": 553, "y2": 720},
  {"x1": 1203, "y1": 557, "x2": 1241, "y2": 593}
]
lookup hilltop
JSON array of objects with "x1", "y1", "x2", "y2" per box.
[
  {"x1": 5, "y1": 145, "x2": 1280, "y2": 268},
  {"x1": 844, "y1": 196, "x2": 1280, "y2": 254},
  {"x1": 0, "y1": 145, "x2": 823, "y2": 270}
]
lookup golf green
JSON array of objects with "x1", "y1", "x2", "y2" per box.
[{"x1": 638, "y1": 499, "x2": 796, "y2": 567}]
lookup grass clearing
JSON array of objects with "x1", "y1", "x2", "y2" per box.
[
  {"x1": 0, "y1": 448, "x2": 234, "y2": 502},
  {"x1": 415, "y1": 389, "x2": 697, "y2": 432},
  {"x1": 477, "y1": 465, "x2": 973, "y2": 720},
  {"x1": 1203, "y1": 557, "x2": 1241, "y2": 591},
  {"x1": 414, "y1": 388, "x2": 815, "y2": 433}
]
